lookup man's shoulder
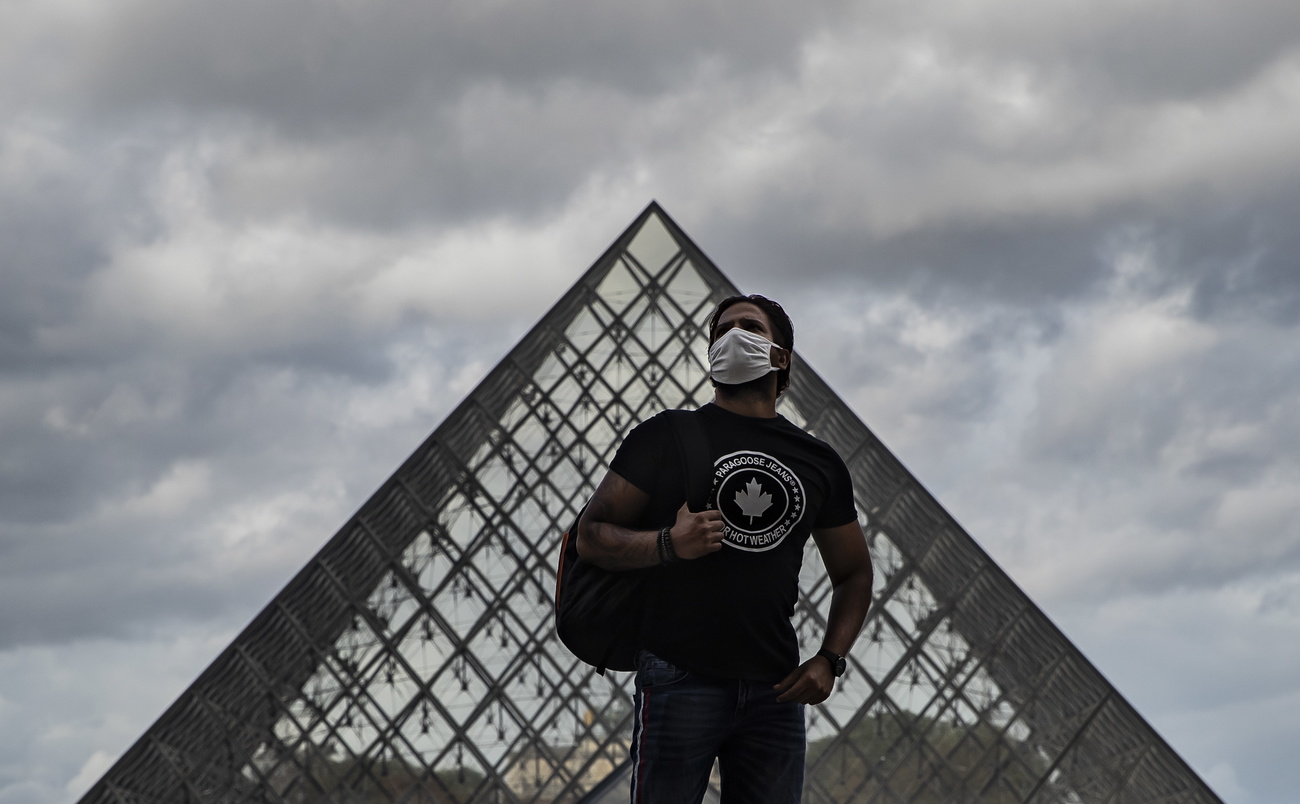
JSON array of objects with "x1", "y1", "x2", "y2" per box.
[
  {"x1": 616, "y1": 408, "x2": 693, "y2": 455},
  {"x1": 628, "y1": 408, "x2": 691, "y2": 433},
  {"x1": 631, "y1": 406, "x2": 710, "y2": 432}
]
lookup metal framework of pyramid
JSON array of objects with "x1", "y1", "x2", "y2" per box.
[{"x1": 80, "y1": 203, "x2": 1222, "y2": 804}]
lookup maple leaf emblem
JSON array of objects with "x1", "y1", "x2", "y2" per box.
[{"x1": 734, "y1": 477, "x2": 773, "y2": 523}]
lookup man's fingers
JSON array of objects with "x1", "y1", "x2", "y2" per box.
[
  {"x1": 774, "y1": 667, "x2": 808, "y2": 701},
  {"x1": 670, "y1": 505, "x2": 727, "y2": 558},
  {"x1": 774, "y1": 662, "x2": 834, "y2": 704},
  {"x1": 780, "y1": 682, "x2": 829, "y2": 705},
  {"x1": 777, "y1": 678, "x2": 815, "y2": 703},
  {"x1": 678, "y1": 502, "x2": 722, "y2": 516}
]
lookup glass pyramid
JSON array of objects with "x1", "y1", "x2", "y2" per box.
[{"x1": 79, "y1": 203, "x2": 1222, "y2": 804}]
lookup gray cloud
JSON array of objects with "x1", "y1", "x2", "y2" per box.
[
  {"x1": 935, "y1": 0, "x2": 1300, "y2": 102},
  {"x1": 34, "y1": 0, "x2": 851, "y2": 127},
  {"x1": 0, "y1": 309, "x2": 521, "y2": 648},
  {"x1": 3, "y1": 0, "x2": 1300, "y2": 801}
]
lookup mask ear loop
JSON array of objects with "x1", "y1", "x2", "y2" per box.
[{"x1": 769, "y1": 343, "x2": 791, "y2": 371}]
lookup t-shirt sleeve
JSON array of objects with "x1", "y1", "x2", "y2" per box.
[
  {"x1": 815, "y1": 449, "x2": 859, "y2": 529},
  {"x1": 609, "y1": 413, "x2": 669, "y2": 494}
]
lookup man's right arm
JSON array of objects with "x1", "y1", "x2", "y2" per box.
[{"x1": 576, "y1": 470, "x2": 725, "y2": 571}]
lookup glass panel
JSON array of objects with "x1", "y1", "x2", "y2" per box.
[
  {"x1": 626, "y1": 212, "x2": 681, "y2": 276},
  {"x1": 593, "y1": 259, "x2": 643, "y2": 314},
  {"x1": 665, "y1": 259, "x2": 714, "y2": 309}
]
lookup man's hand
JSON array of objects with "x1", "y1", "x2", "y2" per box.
[
  {"x1": 670, "y1": 502, "x2": 725, "y2": 560},
  {"x1": 774, "y1": 655, "x2": 835, "y2": 704},
  {"x1": 578, "y1": 472, "x2": 726, "y2": 570}
]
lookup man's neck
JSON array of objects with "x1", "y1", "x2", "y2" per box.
[{"x1": 712, "y1": 382, "x2": 780, "y2": 419}]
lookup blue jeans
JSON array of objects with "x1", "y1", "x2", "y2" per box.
[{"x1": 630, "y1": 651, "x2": 806, "y2": 804}]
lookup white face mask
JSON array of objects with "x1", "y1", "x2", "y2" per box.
[{"x1": 708, "y1": 327, "x2": 778, "y2": 385}]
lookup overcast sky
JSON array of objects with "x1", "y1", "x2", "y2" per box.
[{"x1": 2, "y1": 0, "x2": 1298, "y2": 802}]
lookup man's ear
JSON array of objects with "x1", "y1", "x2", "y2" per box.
[{"x1": 770, "y1": 345, "x2": 791, "y2": 370}]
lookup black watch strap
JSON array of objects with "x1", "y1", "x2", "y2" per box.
[{"x1": 817, "y1": 648, "x2": 847, "y2": 677}]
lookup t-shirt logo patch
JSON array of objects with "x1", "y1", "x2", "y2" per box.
[{"x1": 712, "y1": 450, "x2": 806, "y2": 552}]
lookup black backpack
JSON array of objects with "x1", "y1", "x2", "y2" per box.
[{"x1": 554, "y1": 410, "x2": 711, "y2": 674}]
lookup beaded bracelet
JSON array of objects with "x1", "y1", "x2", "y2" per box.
[{"x1": 657, "y1": 526, "x2": 679, "y2": 564}]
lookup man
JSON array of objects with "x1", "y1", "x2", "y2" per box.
[{"x1": 577, "y1": 294, "x2": 874, "y2": 804}]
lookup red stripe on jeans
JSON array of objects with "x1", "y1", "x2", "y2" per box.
[{"x1": 633, "y1": 689, "x2": 651, "y2": 803}]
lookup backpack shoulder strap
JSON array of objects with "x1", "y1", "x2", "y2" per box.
[{"x1": 667, "y1": 409, "x2": 711, "y2": 512}]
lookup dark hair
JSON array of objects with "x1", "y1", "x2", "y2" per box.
[{"x1": 707, "y1": 294, "x2": 795, "y2": 396}]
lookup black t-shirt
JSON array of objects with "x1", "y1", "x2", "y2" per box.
[{"x1": 609, "y1": 403, "x2": 858, "y2": 682}]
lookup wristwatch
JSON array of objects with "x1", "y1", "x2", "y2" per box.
[{"x1": 816, "y1": 648, "x2": 847, "y2": 677}]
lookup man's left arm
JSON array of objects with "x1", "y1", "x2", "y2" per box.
[{"x1": 774, "y1": 520, "x2": 874, "y2": 704}]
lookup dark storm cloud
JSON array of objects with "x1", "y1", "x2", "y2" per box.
[
  {"x1": 61, "y1": 0, "x2": 852, "y2": 128},
  {"x1": 695, "y1": 149, "x2": 1300, "y2": 332},
  {"x1": 0, "y1": 266, "x2": 421, "y2": 535},
  {"x1": 1, "y1": 0, "x2": 852, "y2": 234},
  {"x1": 1179, "y1": 191, "x2": 1300, "y2": 326},
  {"x1": 703, "y1": 204, "x2": 1115, "y2": 303},
  {"x1": 938, "y1": 0, "x2": 1300, "y2": 102},
  {"x1": 0, "y1": 154, "x2": 109, "y2": 372},
  {"x1": 205, "y1": 97, "x2": 644, "y2": 228},
  {"x1": 2, "y1": 354, "x2": 349, "y2": 522},
  {"x1": 0, "y1": 294, "x2": 521, "y2": 651},
  {"x1": 0, "y1": 399, "x2": 332, "y2": 648}
]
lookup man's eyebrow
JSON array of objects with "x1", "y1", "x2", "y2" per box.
[{"x1": 712, "y1": 311, "x2": 767, "y2": 337}]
